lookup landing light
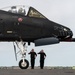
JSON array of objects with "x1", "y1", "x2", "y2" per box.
[{"x1": 64, "y1": 28, "x2": 67, "y2": 31}]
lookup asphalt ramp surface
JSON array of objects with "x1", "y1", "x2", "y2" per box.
[{"x1": 0, "y1": 69, "x2": 75, "y2": 75}]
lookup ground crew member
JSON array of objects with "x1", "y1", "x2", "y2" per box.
[
  {"x1": 38, "y1": 50, "x2": 46, "y2": 69},
  {"x1": 28, "y1": 49, "x2": 37, "y2": 69}
]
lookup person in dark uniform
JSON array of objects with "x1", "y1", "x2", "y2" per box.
[
  {"x1": 38, "y1": 50, "x2": 46, "y2": 69},
  {"x1": 28, "y1": 49, "x2": 37, "y2": 69}
]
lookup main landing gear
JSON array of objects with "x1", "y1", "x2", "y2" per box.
[{"x1": 13, "y1": 40, "x2": 29, "y2": 69}]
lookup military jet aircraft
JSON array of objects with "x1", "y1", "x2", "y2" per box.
[{"x1": 0, "y1": 5, "x2": 75, "y2": 69}]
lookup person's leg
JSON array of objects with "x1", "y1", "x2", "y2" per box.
[
  {"x1": 40, "y1": 60, "x2": 44, "y2": 69},
  {"x1": 40, "y1": 61, "x2": 41, "y2": 69},
  {"x1": 31, "y1": 59, "x2": 35, "y2": 69},
  {"x1": 40, "y1": 60, "x2": 43, "y2": 69}
]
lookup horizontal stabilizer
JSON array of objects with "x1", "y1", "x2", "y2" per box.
[{"x1": 34, "y1": 37, "x2": 59, "y2": 46}]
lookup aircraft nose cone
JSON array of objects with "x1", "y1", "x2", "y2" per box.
[
  {"x1": 63, "y1": 26, "x2": 73, "y2": 38},
  {"x1": 64, "y1": 30, "x2": 73, "y2": 38},
  {"x1": 59, "y1": 29, "x2": 73, "y2": 38},
  {"x1": 68, "y1": 30, "x2": 73, "y2": 37}
]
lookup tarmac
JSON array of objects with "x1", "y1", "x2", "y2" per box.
[{"x1": 0, "y1": 67, "x2": 75, "y2": 75}]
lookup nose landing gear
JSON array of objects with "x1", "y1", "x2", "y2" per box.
[{"x1": 14, "y1": 40, "x2": 29, "y2": 69}]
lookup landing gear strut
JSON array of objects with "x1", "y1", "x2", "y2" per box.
[{"x1": 14, "y1": 40, "x2": 29, "y2": 69}]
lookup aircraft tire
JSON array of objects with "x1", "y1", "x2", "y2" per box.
[{"x1": 19, "y1": 59, "x2": 29, "y2": 69}]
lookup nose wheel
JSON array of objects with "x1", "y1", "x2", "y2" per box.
[{"x1": 19, "y1": 59, "x2": 29, "y2": 69}]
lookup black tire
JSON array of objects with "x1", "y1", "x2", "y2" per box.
[{"x1": 19, "y1": 59, "x2": 29, "y2": 69}]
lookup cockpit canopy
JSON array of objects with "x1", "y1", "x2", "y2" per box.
[{"x1": 1, "y1": 5, "x2": 46, "y2": 19}]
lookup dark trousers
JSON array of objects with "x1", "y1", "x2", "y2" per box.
[
  {"x1": 31, "y1": 59, "x2": 35, "y2": 69},
  {"x1": 40, "y1": 60, "x2": 44, "y2": 69}
]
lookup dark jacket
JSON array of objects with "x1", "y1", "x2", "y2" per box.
[
  {"x1": 28, "y1": 52, "x2": 37, "y2": 59},
  {"x1": 38, "y1": 52, "x2": 46, "y2": 61}
]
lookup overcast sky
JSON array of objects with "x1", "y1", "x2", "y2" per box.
[{"x1": 0, "y1": 0, "x2": 75, "y2": 67}]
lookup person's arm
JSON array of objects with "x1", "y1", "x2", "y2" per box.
[
  {"x1": 36, "y1": 53, "x2": 37, "y2": 56},
  {"x1": 44, "y1": 53, "x2": 46, "y2": 59},
  {"x1": 34, "y1": 52, "x2": 37, "y2": 58},
  {"x1": 45, "y1": 53, "x2": 46, "y2": 57},
  {"x1": 38, "y1": 52, "x2": 41, "y2": 54},
  {"x1": 28, "y1": 52, "x2": 31, "y2": 54}
]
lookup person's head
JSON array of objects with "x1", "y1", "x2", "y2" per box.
[
  {"x1": 40, "y1": 50, "x2": 44, "y2": 53},
  {"x1": 31, "y1": 49, "x2": 34, "y2": 52}
]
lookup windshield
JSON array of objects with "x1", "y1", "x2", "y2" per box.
[
  {"x1": 27, "y1": 7, "x2": 46, "y2": 19},
  {"x1": 1, "y1": 5, "x2": 46, "y2": 19}
]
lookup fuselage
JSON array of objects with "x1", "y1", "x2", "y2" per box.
[{"x1": 0, "y1": 6, "x2": 73, "y2": 42}]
